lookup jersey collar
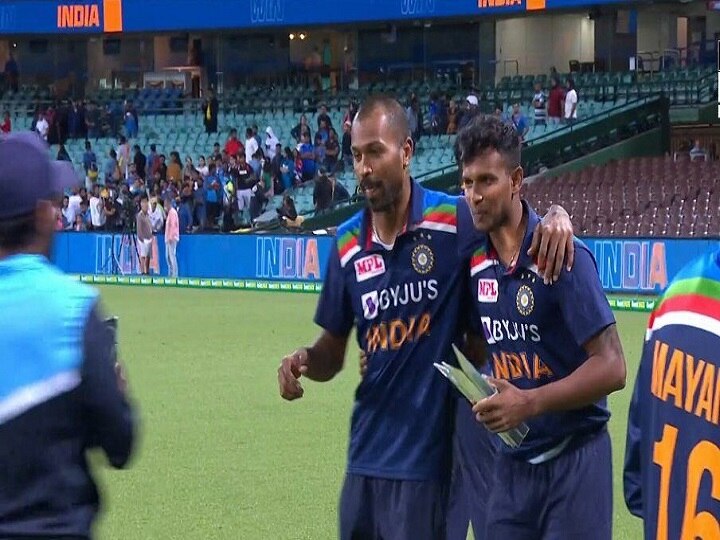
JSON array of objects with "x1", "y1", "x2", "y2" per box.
[
  {"x1": 484, "y1": 200, "x2": 540, "y2": 275},
  {"x1": 359, "y1": 178, "x2": 425, "y2": 251}
]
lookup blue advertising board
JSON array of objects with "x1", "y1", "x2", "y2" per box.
[
  {"x1": 0, "y1": 0, "x2": 632, "y2": 35},
  {"x1": 52, "y1": 232, "x2": 719, "y2": 295},
  {"x1": 583, "y1": 237, "x2": 718, "y2": 294},
  {"x1": 52, "y1": 232, "x2": 333, "y2": 281}
]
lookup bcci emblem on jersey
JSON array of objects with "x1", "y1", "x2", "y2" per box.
[
  {"x1": 516, "y1": 284, "x2": 534, "y2": 316},
  {"x1": 411, "y1": 244, "x2": 434, "y2": 275}
]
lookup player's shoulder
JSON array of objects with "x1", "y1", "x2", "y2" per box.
[
  {"x1": 335, "y1": 209, "x2": 364, "y2": 268},
  {"x1": 416, "y1": 187, "x2": 459, "y2": 234},
  {"x1": 647, "y1": 248, "x2": 720, "y2": 334},
  {"x1": 551, "y1": 237, "x2": 600, "y2": 285}
]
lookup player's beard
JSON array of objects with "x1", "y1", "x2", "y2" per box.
[{"x1": 362, "y1": 177, "x2": 402, "y2": 214}]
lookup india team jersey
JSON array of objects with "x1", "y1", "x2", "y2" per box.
[
  {"x1": 458, "y1": 200, "x2": 615, "y2": 461},
  {"x1": 624, "y1": 249, "x2": 720, "y2": 540},
  {"x1": 315, "y1": 181, "x2": 465, "y2": 480}
]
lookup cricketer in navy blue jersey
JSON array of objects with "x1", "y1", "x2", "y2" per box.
[
  {"x1": 624, "y1": 248, "x2": 720, "y2": 540},
  {"x1": 454, "y1": 114, "x2": 627, "y2": 540},
  {"x1": 278, "y1": 98, "x2": 576, "y2": 540}
]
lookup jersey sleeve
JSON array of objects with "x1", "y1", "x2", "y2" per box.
[
  {"x1": 557, "y1": 244, "x2": 615, "y2": 347},
  {"x1": 314, "y1": 242, "x2": 354, "y2": 337}
]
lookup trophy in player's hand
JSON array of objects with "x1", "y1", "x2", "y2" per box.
[{"x1": 434, "y1": 344, "x2": 529, "y2": 448}]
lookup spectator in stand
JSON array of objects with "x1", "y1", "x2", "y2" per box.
[
  {"x1": 85, "y1": 101, "x2": 100, "y2": 139},
  {"x1": 183, "y1": 157, "x2": 197, "y2": 181},
  {"x1": 165, "y1": 200, "x2": 180, "y2": 277},
  {"x1": 250, "y1": 161, "x2": 274, "y2": 222},
  {"x1": 313, "y1": 172, "x2": 333, "y2": 214},
  {"x1": 133, "y1": 145, "x2": 146, "y2": 180},
  {"x1": 235, "y1": 153, "x2": 255, "y2": 223},
  {"x1": 343, "y1": 101, "x2": 358, "y2": 126},
  {"x1": 89, "y1": 186, "x2": 105, "y2": 231},
  {"x1": 57, "y1": 144, "x2": 71, "y2": 162},
  {"x1": 689, "y1": 139, "x2": 707, "y2": 161},
  {"x1": 73, "y1": 213, "x2": 87, "y2": 231},
  {"x1": 67, "y1": 100, "x2": 83, "y2": 139},
  {"x1": 155, "y1": 154, "x2": 167, "y2": 182},
  {"x1": 277, "y1": 194, "x2": 298, "y2": 225},
  {"x1": 225, "y1": 128, "x2": 242, "y2": 158},
  {"x1": 291, "y1": 114, "x2": 312, "y2": 143},
  {"x1": 317, "y1": 103, "x2": 332, "y2": 130},
  {"x1": 447, "y1": 99, "x2": 459, "y2": 134},
  {"x1": 78, "y1": 200, "x2": 91, "y2": 229},
  {"x1": 147, "y1": 144, "x2": 158, "y2": 176},
  {"x1": 148, "y1": 197, "x2": 165, "y2": 233},
  {"x1": 245, "y1": 127, "x2": 259, "y2": 164},
  {"x1": 548, "y1": 77, "x2": 563, "y2": 124},
  {"x1": 252, "y1": 124, "x2": 262, "y2": 150},
  {"x1": 167, "y1": 152, "x2": 182, "y2": 183},
  {"x1": 532, "y1": 82, "x2": 547, "y2": 128},
  {"x1": 317, "y1": 118, "x2": 330, "y2": 143},
  {"x1": 193, "y1": 177, "x2": 207, "y2": 230},
  {"x1": 341, "y1": 121, "x2": 352, "y2": 170},
  {"x1": 459, "y1": 95, "x2": 479, "y2": 130},
  {"x1": 124, "y1": 100, "x2": 139, "y2": 138},
  {"x1": 82, "y1": 141, "x2": 96, "y2": 174},
  {"x1": 136, "y1": 196, "x2": 152, "y2": 275},
  {"x1": 35, "y1": 112, "x2": 49, "y2": 141},
  {"x1": 271, "y1": 143, "x2": 283, "y2": 179},
  {"x1": 564, "y1": 78, "x2": 578, "y2": 124},
  {"x1": 117, "y1": 136, "x2": 130, "y2": 180},
  {"x1": 104, "y1": 149, "x2": 119, "y2": 184},
  {"x1": 313, "y1": 133, "x2": 326, "y2": 172},
  {"x1": 202, "y1": 90, "x2": 218, "y2": 134},
  {"x1": 249, "y1": 151, "x2": 262, "y2": 178},
  {"x1": 205, "y1": 164, "x2": 222, "y2": 227},
  {"x1": 279, "y1": 147, "x2": 295, "y2": 192},
  {"x1": 299, "y1": 132, "x2": 315, "y2": 182},
  {"x1": 61, "y1": 196, "x2": 74, "y2": 230},
  {"x1": 511, "y1": 103, "x2": 529, "y2": 140},
  {"x1": 212, "y1": 142, "x2": 222, "y2": 162},
  {"x1": 330, "y1": 172, "x2": 350, "y2": 204},
  {"x1": 197, "y1": 156, "x2": 209, "y2": 177},
  {"x1": 325, "y1": 127, "x2": 340, "y2": 172},
  {"x1": 1, "y1": 111, "x2": 10, "y2": 134},
  {"x1": 67, "y1": 188, "x2": 82, "y2": 224},
  {"x1": 264, "y1": 127, "x2": 279, "y2": 159}
]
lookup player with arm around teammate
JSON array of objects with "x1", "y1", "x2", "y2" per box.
[
  {"x1": 624, "y1": 247, "x2": 720, "y2": 540},
  {"x1": 455, "y1": 114, "x2": 627, "y2": 540},
  {"x1": 277, "y1": 97, "x2": 575, "y2": 540}
]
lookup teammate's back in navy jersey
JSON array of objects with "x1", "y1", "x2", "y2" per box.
[{"x1": 625, "y1": 248, "x2": 720, "y2": 540}]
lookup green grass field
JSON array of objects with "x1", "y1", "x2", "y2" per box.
[{"x1": 92, "y1": 287, "x2": 647, "y2": 540}]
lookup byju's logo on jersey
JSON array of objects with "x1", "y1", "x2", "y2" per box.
[
  {"x1": 361, "y1": 291, "x2": 380, "y2": 320},
  {"x1": 354, "y1": 254, "x2": 386, "y2": 282},
  {"x1": 477, "y1": 279, "x2": 499, "y2": 303}
]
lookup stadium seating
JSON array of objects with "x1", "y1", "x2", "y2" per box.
[{"x1": 522, "y1": 156, "x2": 719, "y2": 238}]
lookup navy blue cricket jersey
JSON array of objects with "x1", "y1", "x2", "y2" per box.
[
  {"x1": 624, "y1": 248, "x2": 720, "y2": 540},
  {"x1": 458, "y1": 200, "x2": 615, "y2": 461},
  {"x1": 315, "y1": 180, "x2": 464, "y2": 481}
]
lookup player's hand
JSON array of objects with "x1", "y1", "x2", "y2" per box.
[
  {"x1": 359, "y1": 350, "x2": 368, "y2": 378},
  {"x1": 115, "y1": 361, "x2": 128, "y2": 395},
  {"x1": 472, "y1": 378, "x2": 536, "y2": 433},
  {"x1": 528, "y1": 204, "x2": 575, "y2": 284},
  {"x1": 278, "y1": 348, "x2": 309, "y2": 401}
]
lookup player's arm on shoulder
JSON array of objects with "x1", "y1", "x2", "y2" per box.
[
  {"x1": 528, "y1": 204, "x2": 575, "y2": 284},
  {"x1": 528, "y1": 247, "x2": 627, "y2": 415}
]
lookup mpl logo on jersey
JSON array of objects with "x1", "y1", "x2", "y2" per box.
[
  {"x1": 354, "y1": 254, "x2": 386, "y2": 282},
  {"x1": 477, "y1": 278, "x2": 498, "y2": 303}
]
